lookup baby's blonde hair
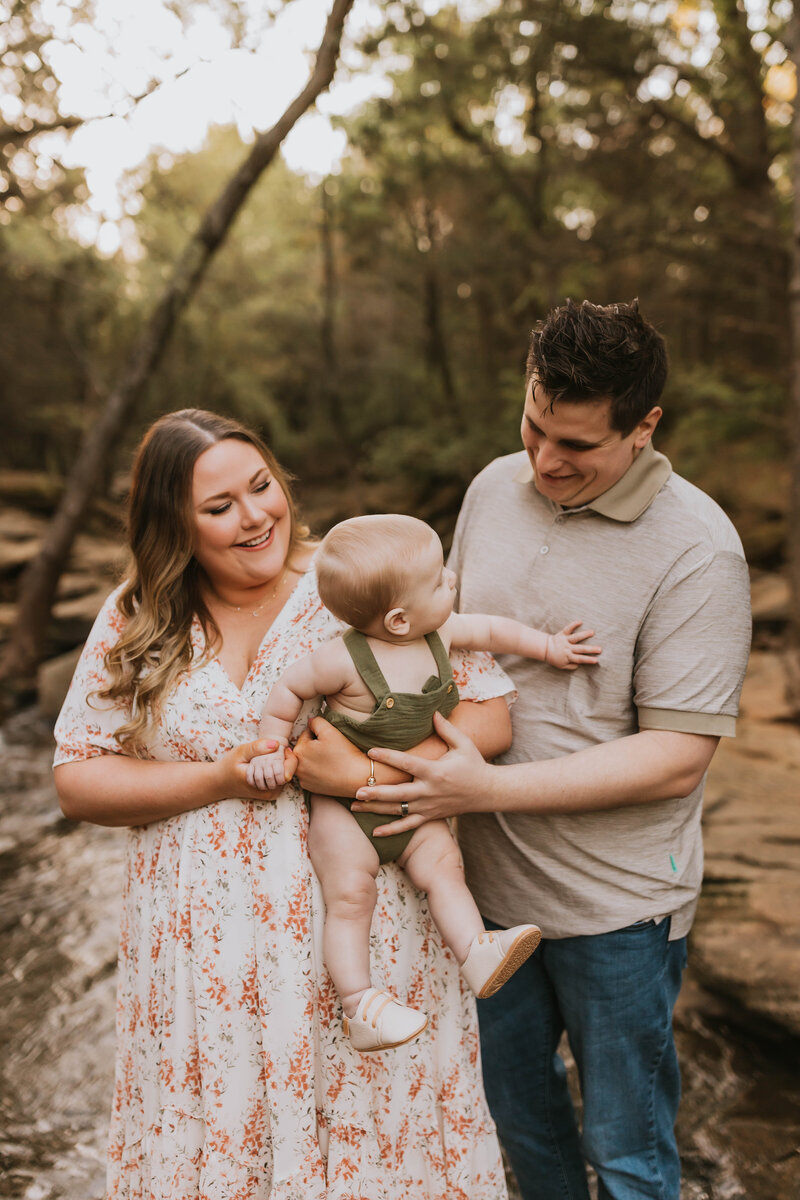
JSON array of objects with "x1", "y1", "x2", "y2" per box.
[{"x1": 316, "y1": 514, "x2": 440, "y2": 629}]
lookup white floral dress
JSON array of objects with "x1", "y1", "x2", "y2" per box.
[{"x1": 54, "y1": 567, "x2": 513, "y2": 1200}]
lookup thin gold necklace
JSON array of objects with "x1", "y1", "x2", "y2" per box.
[{"x1": 212, "y1": 569, "x2": 291, "y2": 617}]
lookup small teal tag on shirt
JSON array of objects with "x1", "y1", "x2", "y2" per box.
[{"x1": 669, "y1": 854, "x2": 677, "y2": 873}]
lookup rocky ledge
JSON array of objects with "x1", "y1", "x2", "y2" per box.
[{"x1": 692, "y1": 650, "x2": 800, "y2": 1039}]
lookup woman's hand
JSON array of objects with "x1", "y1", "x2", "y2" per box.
[
  {"x1": 351, "y1": 712, "x2": 493, "y2": 835},
  {"x1": 213, "y1": 738, "x2": 298, "y2": 802},
  {"x1": 293, "y1": 718, "x2": 374, "y2": 797},
  {"x1": 56, "y1": 738, "x2": 297, "y2": 827}
]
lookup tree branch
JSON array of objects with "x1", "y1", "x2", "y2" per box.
[
  {"x1": 0, "y1": 0, "x2": 356, "y2": 700},
  {"x1": 0, "y1": 67, "x2": 194, "y2": 147}
]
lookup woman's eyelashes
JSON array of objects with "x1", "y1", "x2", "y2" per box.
[{"x1": 208, "y1": 479, "x2": 271, "y2": 516}]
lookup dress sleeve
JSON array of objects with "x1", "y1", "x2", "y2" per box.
[
  {"x1": 449, "y1": 648, "x2": 517, "y2": 706},
  {"x1": 53, "y1": 585, "x2": 133, "y2": 765}
]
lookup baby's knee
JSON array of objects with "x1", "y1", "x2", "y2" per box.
[
  {"x1": 324, "y1": 870, "x2": 377, "y2": 919},
  {"x1": 433, "y1": 840, "x2": 466, "y2": 882},
  {"x1": 405, "y1": 826, "x2": 465, "y2": 886}
]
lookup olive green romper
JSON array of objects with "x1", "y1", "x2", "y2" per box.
[{"x1": 320, "y1": 628, "x2": 460, "y2": 864}]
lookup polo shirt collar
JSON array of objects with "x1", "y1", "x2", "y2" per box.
[{"x1": 512, "y1": 442, "x2": 673, "y2": 523}]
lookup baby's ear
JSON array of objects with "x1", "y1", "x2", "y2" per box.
[{"x1": 384, "y1": 607, "x2": 410, "y2": 637}]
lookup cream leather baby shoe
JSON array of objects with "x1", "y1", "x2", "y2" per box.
[
  {"x1": 461, "y1": 925, "x2": 542, "y2": 999},
  {"x1": 343, "y1": 987, "x2": 428, "y2": 1053}
]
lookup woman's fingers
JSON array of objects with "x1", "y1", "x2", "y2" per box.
[
  {"x1": 355, "y1": 775, "x2": 424, "y2": 805},
  {"x1": 372, "y1": 813, "x2": 427, "y2": 837},
  {"x1": 283, "y1": 748, "x2": 298, "y2": 783},
  {"x1": 243, "y1": 738, "x2": 280, "y2": 759}
]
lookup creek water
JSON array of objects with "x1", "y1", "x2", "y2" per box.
[{"x1": 1, "y1": 710, "x2": 798, "y2": 1200}]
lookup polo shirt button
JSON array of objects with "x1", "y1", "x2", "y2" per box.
[
  {"x1": 540, "y1": 545, "x2": 549, "y2": 555},
  {"x1": 446, "y1": 683, "x2": 453, "y2": 692},
  {"x1": 385, "y1": 697, "x2": 395, "y2": 708}
]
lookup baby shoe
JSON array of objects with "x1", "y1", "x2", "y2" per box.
[
  {"x1": 343, "y1": 987, "x2": 428, "y2": 1053},
  {"x1": 460, "y1": 925, "x2": 542, "y2": 999}
]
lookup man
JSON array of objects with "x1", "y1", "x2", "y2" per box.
[{"x1": 351, "y1": 300, "x2": 752, "y2": 1199}]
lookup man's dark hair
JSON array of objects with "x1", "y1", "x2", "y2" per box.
[{"x1": 526, "y1": 299, "x2": 668, "y2": 435}]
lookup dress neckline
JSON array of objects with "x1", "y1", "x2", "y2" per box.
[{"x1": 196, "y1": 562, "x2": 316, "y2": 695}]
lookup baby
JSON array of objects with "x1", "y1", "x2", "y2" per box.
[{"x1": 247, "y1": 515, "x2": 601, "y2": 1053}]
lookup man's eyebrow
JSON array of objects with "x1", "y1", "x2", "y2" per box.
[
  {"x1": 199, "y1": 466, "x2": 269, "y2": 504},
  {"x1": 524, "y1": 412, "x2": 602, "y2": 450}
]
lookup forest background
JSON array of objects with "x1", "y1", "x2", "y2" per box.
[
  {"x1": 0, "y1": 0, "x2": 797, "y2": 693},
  {"x1": 2, "y1": 3, "x2": 800, "y2": 1197}
]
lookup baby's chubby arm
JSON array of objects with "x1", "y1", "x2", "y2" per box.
[
  {"x1": 248, "y1": 639, "x2": 355, "y2": 790},
  {"x1": 441, "y1": 612, "x2": 602, "y2": 671}
]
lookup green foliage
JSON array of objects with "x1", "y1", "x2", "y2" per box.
[{"x1": 0, "y1": 0, "x2": 794, "y2": 562}]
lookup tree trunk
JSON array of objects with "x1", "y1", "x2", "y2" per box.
[
  {"x1": 421, "y1": 201, "x2": 459, "y2": 411},
  {"x1": 0, "y1": 0, "x2": 355, "y2": 705},
  {"x1": 788, "y1": 5, "x2": 800, "y2": 710},
  {"x1": 318, "y1": 179, "x2": 350, "y2": 450}
]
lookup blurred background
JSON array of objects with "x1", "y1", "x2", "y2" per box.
[{"x1": 0, "y1": 1, "x2": 798, "y2": 1197}]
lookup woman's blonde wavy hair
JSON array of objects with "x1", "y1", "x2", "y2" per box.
[{"x1": 96, "y1": 408, "x2": 309, "y2": 753}]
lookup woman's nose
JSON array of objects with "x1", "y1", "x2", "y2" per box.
[{"x1": 240, "y1": 495, "x2": 263, "y2": 525}]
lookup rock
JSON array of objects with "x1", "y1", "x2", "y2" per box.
[
  {"x1": 738, "y1": 652, "x2": 793, "y2": 722},
  {"x1": 0, "y1": 508, "x2": 47, "y2": 541},
  {"x1": 0, "y1": 508, "x2": 48, "y2": 579},
  {"x1": 70, "y1": 535, "x2": 126, "y2": 579},
  {"x1": 0, "y1": 601, "x2": 17, "y2": 636},
  {"x1": 750, "y1": 572, "x2": 789, "y2": 624},
  {"x1": 0, "y1": 472, "x2": 63, "y2": 513},
  {"x1": 0, "y1": 537, "x2": 42, "y2": 575},
  {"x1": 694, "y1": 715, "x2": 800, "y2": 1038},
  {"x1": 37, "y1": 648, "x2": 83, "y2": 720}
]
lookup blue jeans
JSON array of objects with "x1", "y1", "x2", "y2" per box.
[{"x1": 479, "y1": 917, "x2": 688, "y2": 1200}]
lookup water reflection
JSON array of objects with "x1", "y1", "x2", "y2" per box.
[{"x1": 1, "y1": 711, "x2": 798, "y2": 1200}]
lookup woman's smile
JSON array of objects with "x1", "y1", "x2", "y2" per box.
[{"x1": 235, "y1": 526, "x2": 274, "y2": 550}]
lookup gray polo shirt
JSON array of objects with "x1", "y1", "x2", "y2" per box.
[{"x1": 449, "y1": 444, "x2": 751, "y2": 940}]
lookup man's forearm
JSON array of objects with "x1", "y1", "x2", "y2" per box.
[
  {"x1": 353, "y1": 724, "x2": 720, "y2": 829},
  {"x1": 455, "y1": 729, "x2": 717, "y2": 817}
]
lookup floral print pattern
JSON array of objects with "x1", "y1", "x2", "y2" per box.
[{"x1": 54, "y1": 567, "x2": 512, "y2": 1200}]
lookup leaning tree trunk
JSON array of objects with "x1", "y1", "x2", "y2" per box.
[
  {"x1": 0, "y1": 0, "x2": 354, "y2": 705},
  {"x1": 789, "y1": 4, "x2": 800, "y2": 711}
]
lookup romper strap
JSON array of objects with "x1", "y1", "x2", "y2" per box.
[
  {"x1": 342, "y1": 628, "x2": 390, "y2": 701},
  {"x1": 424, "y1": 631, "x2": 453, "y2": 684}
]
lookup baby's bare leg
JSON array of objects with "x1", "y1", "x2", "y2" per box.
[
  {"x1": 398, "y1": 821, "x2": 484, "y2": 964},
  {"x1": 308, "y1": 795, "x2": 380, "y2": 1018}
]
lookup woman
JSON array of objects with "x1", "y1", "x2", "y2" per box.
[{"x1": 54, "y1": 409, "x2": 513, "y2": 1199}]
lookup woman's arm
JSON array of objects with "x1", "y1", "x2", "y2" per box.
[
  {"x1": 292, "y1": 697, "x2": 512, "y2": 799},
  {"x1": 55, "y1": 737, "x2": 288, "y2": 828}
]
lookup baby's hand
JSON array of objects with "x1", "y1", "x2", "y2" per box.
[
  {"x1": 545, "y1": 621, "x2": 602, "y2": 671},
  {"x1": 246, "y1": 747, "x2": 290, "y2": 791}
]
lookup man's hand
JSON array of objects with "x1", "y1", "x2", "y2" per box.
[
  {"x1": 351, "y1": 712, "x2": 492, "y2": 836},
  {"x1": 545, "y1": 621, "x2": 602, "y2": 670}
]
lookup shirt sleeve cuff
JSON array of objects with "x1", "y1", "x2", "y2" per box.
[{"x1": 637, "y1": 707, "x2": 737, "y2": 737}]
